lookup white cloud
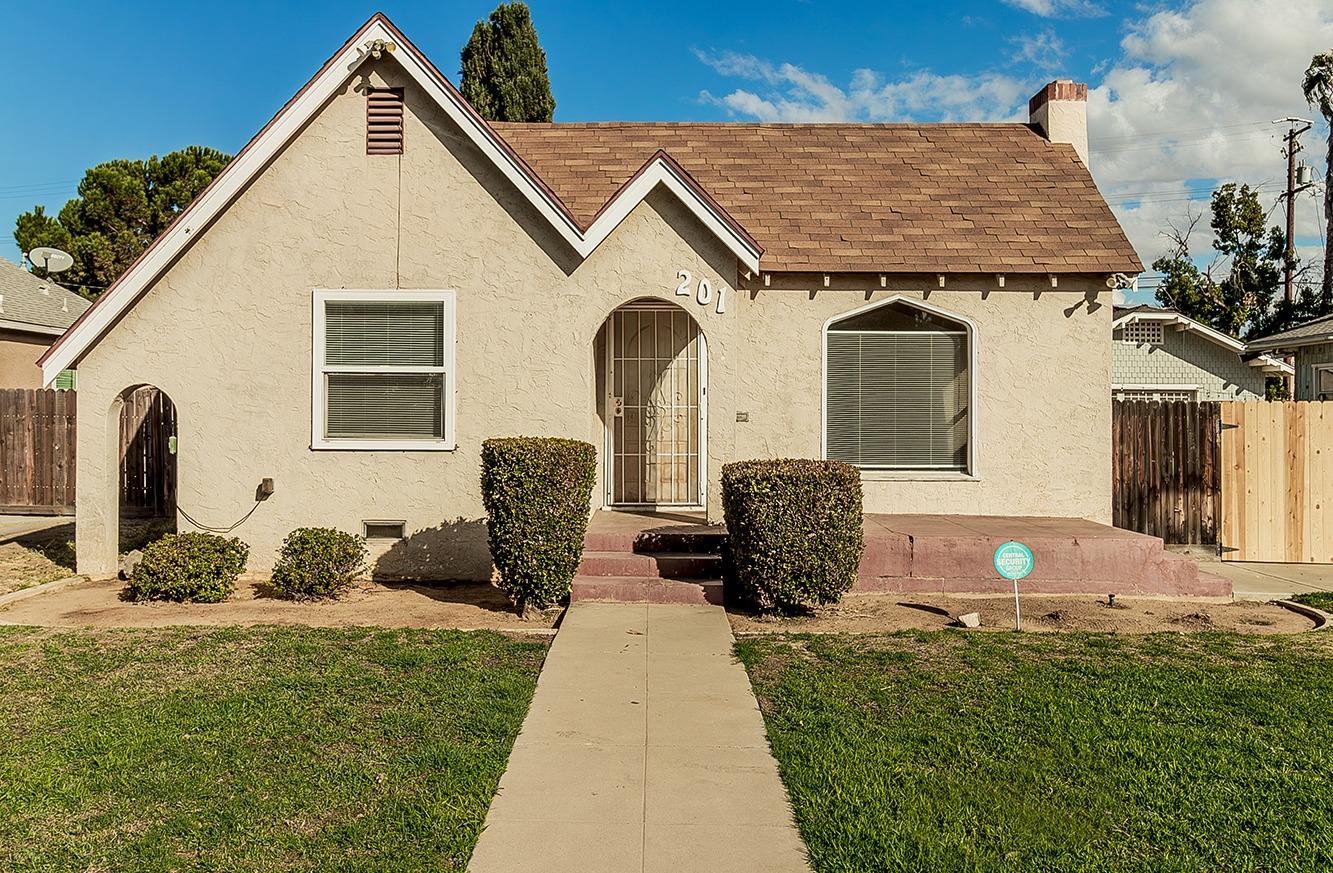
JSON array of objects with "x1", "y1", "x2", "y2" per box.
[
  {"x1": 1009, "y1": 29, "x2": 1068, "y2": 71},
  {"x1": 695, "y1": 50, "x2": 1029, "y2": 123},
  {"x1": 1087, "y1": 0, "x2": 1333, "y2": 263},
  {"x1": 1002, "y1": 0, "x2": 1107, "y2": 18}
]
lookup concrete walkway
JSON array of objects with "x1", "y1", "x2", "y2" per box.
[
  {"x1": 468, "y1": 603, "x2": 811, "y2": 873},
  {"x1": 1205, "y1": 561, "x2": 1333, "y2": 601}
]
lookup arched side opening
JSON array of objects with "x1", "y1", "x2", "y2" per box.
[
  {"x1": 116, "y1": 385, "x2": 178, "y2": 553},
  {"x1": 822, "y1": 296, "x2": 976, "y2": 475},
  {"x1": 597, "y1": 298, "x2": 707, "y2": 508}
]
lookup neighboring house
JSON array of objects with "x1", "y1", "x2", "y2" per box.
[
  {"x1": 0, "y1": 259, "x2": 89, "y2": 388},
  {"x1": 40, "y1": 15, "x2": 1142, "y2": 577},
  {"x1": 1248, "y1": 312, "x2": 1333, "y2": 401},
  {"x1": 1111, "y1": 305, "x2": 1292, "y2": 401}
]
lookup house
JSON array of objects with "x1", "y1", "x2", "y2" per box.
[
  {"x1": 1247, "y1": 312, "x2": 1333, "y2": 401},
  {"x1": 1112, "y1": 305, "x2": 1292, "y2": 401},
  {"x1": 0, "y1": 259, "x2": 88, "y2": 388},
  {"x1": 41, "y1": 15, "x2": 1144, "y2": 579}
]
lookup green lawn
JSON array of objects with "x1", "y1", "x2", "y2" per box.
[
  {"x1": 0, "y1": 625, "x2": 547, "y2": 872},
  {"x1": 737, "y1": 631, "x2": 1333, "y2": 872},
  {"x1": 1292, "y1": 592, "x2": 1333, "y2": 612}
]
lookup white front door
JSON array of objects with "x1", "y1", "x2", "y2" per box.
[{"x1": 606, "y1": 302, "x2": 706, "y2": 506}]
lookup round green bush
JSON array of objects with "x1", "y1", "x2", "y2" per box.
[
  {"x1": 481, "y1": 437, "x2": 597, "y2": 612},
  {"x1": 270, "y1": 527, "x2": 367, "y2": 601},
  {"x1": 721, "y1": 458, "x2": 864, "y2": 613},
  {"x1": 126, "y1": 532, "x2": 250, "y2": 603}
]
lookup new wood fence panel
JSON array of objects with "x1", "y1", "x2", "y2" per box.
[
  {"x1": 1220, "y1": 401, "x2": 1333, "y2": 563},
  {"x1": 1112, "y1": 400, "x2": 1220, "y2": 545}
]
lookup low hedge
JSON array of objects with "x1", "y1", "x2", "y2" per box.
[
  {"x1": 481, "y1": 437, "x2": 597, "y2": 612},
  {"x1": 721, "y1": 459, "x2": 864, "y2": 613},
  {"x1": 125, "y1": 532, "x2": 250, "y2": 603},
  {"x1": 270, "y1": 527, "x2": 367, "y2": 601}
]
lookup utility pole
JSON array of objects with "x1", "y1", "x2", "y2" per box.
[{"x1": 1274, "y1": 117, "x2": 1314, "y2": 303}]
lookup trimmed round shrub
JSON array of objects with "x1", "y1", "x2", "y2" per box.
[
  {"x1": 126, "y1": 532, "x2": 250, "y2": 603},
  {"x1": 721, "y1": 459, "x2": 864, "y2": 613},
  {"x1": 270, "y1": 527, "x2": 367, "y2": 601},
  {"x1": 481, "y1": 437, "x2": 597, "y2": 612}
]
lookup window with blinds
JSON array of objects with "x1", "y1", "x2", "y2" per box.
[
  {"x1": 313, "y1": 291, "x2": 454, "y2": 448},
  {"x1": 825, "y1": 301, "x2": 970, "y2": 471}
]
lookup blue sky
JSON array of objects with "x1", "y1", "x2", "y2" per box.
[{"x1": 3, "y1": 0, "x2": 1329, "y2": 306}]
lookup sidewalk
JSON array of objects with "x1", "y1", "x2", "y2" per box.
[
  {"x1": 467, "y1": 602, "x2": 811, "y2": 873},
  {"x1": 1204, "y1": 561, "x2": 1333, "y2": 602}
]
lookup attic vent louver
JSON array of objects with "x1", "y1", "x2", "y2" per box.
[{"x1": 367, "y1": 88, "x2": 404, "y2": 155}]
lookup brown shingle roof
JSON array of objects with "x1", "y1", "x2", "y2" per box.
[{"x1": 491, "y1": 122, "x2": 1142, "y2": 275}]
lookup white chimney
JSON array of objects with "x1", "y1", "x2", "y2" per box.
[{"x1": 1029, "y1": 80, "x2": 1088, "y2": 166}]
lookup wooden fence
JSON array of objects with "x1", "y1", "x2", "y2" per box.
[
  {"x1": 0, "y1": 388, "x2": 77, "y2": 514},
  {"x1": 118, "y1": 387, "x2": 177, "y2": 517},
  {"x1": 0, "y1": 386, "x2": 176, "y2": 516},
  {"x1": 1219, "y1": 401, "x2": 1333, "y2": 562},
  {"x1": 1112, "y1": 400, "x2": 1221, "y2": 545}
]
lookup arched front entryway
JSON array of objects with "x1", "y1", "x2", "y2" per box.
[
  {"x1": 599, "y1": 298, "x2": 707, "y2": 508},
  {"x1": 116, "y1": 385, "x2": 178, "y2": 552}
]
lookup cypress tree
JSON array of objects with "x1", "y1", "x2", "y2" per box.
[{"x1": 459, "y1": 2, "x2": 556, "y2": 123}]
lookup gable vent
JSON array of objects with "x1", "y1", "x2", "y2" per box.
[{"x1": 366, "y1": 88, "x2": 404, "y2": 155}]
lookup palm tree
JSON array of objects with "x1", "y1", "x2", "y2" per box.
[{"x1": 1304, "y1": 51, "x2": 1333, "y2": 303}]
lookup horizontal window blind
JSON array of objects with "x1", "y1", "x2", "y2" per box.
[
  {"x1": 326, "y1": 373, "x2": 445, "y2": 439},
  {"x1": 325, "y1": 301, "x2": 444, "y2": 367},
  {"x1": 827, "y1": 332, "x2": 968, "y2": 469}
]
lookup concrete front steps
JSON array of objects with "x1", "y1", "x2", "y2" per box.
[
  {"x1": 572, "y1": 520, "x2": 726, "y2": 605},
  {"x1": 572, "y1": 511, "x2": 1234, "y2": 604}
]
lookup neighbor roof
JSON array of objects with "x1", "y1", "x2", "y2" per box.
[
  {"x1": 493, "y1": 122, "x2": 1142, "y2": 275},
  {"x1": 0, "y1": 259, "x2": 90, "y2": 335},
  {"x1": 1112, "y1": 305, "x2": 1293, "y2": 375},
  {"x1": 1247, "y1": 313, "x2": 1333, "y2": 351}
]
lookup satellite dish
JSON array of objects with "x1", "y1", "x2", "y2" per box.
[{"x1": 27, "y1": 247, "x2": 74, "y2": 274}]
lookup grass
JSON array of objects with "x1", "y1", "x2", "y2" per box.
[
  {"x1": 0, "y1": 625, "x2": 547, "y2": 871},
  {"x1": 0, "y1": 524, "x2": 76, "y2": 596},
  {"x1": 1291, "y1": 592, "x2": 1333, "y2": 612},
  {"x1": 737, "y1": 631, "x2": 1333, "y2": 872}
]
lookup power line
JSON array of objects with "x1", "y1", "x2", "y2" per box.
[{"x1": 1091, "y1": 120, "x2": 1271, "y2": 145}]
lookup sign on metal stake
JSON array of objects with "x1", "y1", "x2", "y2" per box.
[{"x1": 993, "y1": 541, "x2": 1034, "y2": 631}]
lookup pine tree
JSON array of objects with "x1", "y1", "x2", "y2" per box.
[{"x1": 459, "y1": 2, "x2": 555, "y2": 123}]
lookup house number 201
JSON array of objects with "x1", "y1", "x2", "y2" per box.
[{"x1": 675, "y1": 270, "x2": 728, "y2": 314}]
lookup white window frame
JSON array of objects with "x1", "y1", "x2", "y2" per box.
[
  {"x1": 1314, "y1": 364, "x2": 1333, "y2": 401},
  {"x1": 820, "y1": 295, "x2": 979, "y2": 479},
  {"x1": 311, "y1": 288, "x2": 457, "y2": 451}
]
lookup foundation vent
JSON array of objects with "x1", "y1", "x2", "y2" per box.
[
  {"x1": 366, "y1": 88, "x2": 405, "y2": 155},
  {"x1": 363, "y1": 520, "x2": 406, "y2": 540}
]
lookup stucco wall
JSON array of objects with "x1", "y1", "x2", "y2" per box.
[
  {"x1": 1111, "y1": 325, "x2": 1267, "y2": 400},
  {"x1": 1295, "y1": 342, "x2": 1333, "y2": 400},
  {"x1": 0, "y1": 329, "x2": 50, "y2": 388},
  {"x1": 73, "y1": 60, "x2": 1114, "y2": 578}
]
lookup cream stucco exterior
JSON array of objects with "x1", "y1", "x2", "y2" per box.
[{"x1": 72, "y1": 60, "x2": 1115, "y2": 579}]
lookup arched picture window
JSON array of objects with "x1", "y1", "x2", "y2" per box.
[{"x1": 824, "y1": 299, "x2": 972, "y2": 472}]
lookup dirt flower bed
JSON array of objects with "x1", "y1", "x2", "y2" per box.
[
  {"x1": 728, "y1": 592, "x2": 1313, "y2": 635},
  {"x1": 0, "y1": 577, "x2": 560, "y2": 630}
]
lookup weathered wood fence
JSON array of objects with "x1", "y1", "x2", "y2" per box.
[
  {"x1": 1112, "y1": 400, "x2": 1221, "y2": 545},
  {"x1": 1219, "y1": 401, "x2": 1333, "y2": 563},
  {"x1": 0, "y1": 388, "x2": 77, "y2": 514},
  {"x1": 119, "y1": 387, "x2": 177, "y2": 517},
  {"x1": 0, "y1": 386, "x2": 175, "y2": 516}
]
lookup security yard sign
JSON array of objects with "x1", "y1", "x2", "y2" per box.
[{"x1": 994, "y1": 541, "x2": 1034, "y2": 631}]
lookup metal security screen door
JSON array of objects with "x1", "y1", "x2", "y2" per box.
[{"x1": 606, "y1": 303, "x2": 706, "y2": 506}]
